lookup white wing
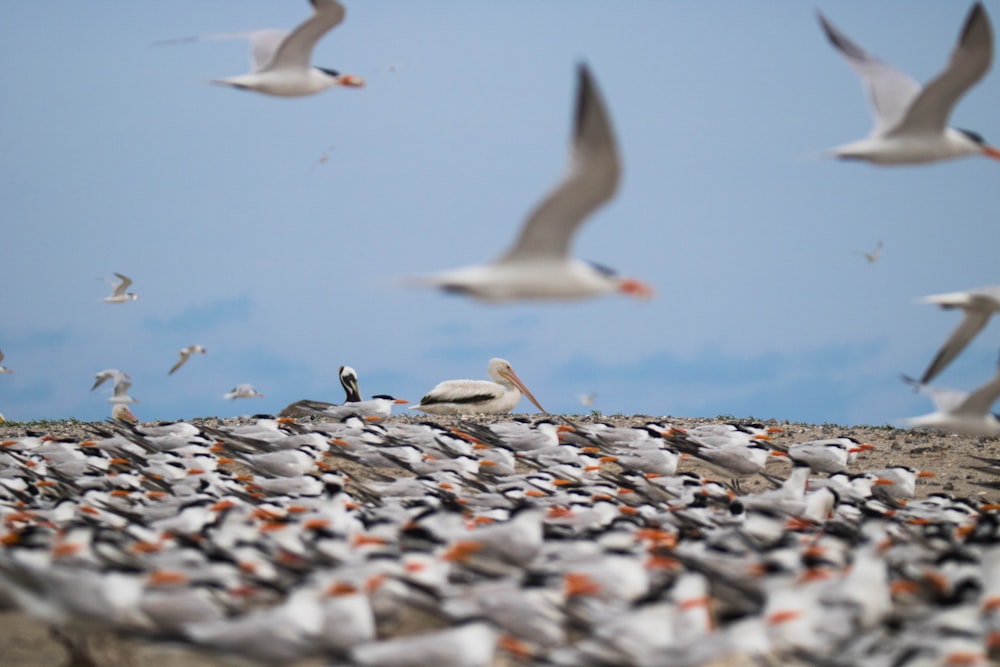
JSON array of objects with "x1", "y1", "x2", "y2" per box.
[
  {"x1": 892, "y1": 3, "x2": 993, "y2": 136},
  {"x1": 498, "y1": 63, "x2": 620, "y2": 263},
  {"x1": 111, "y1": 273, "x2": 132, "y2": 297},
  {"x1": 920, "y1": 310, "x2": 992, "y2": 384},
  {"x1": 956, "y1": 366, "x2": 1000, "y2": 416},
  {"x1": 247, "y1": 30, "x2": 292, "y2": 72},
  {"x1": 817, "y1": 12, "x2": 922, "y2": 135},
  {"x1": 265, "y1": 0, "x2": 345, "y2": 72}
]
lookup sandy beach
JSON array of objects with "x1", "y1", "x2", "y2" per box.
[{"x1": 0, "y1": 413, "x2": 997, "y2": 666}]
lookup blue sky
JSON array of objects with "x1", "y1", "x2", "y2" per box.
[{"x1": 1, "y1": 1, "x2": 998, "y2": 426}]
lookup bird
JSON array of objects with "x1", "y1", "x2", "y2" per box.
[
  {"x1": 224, "y1": 384, "x2": 264, "y2": 400},
  {"x1": 902, "y1": 363, "x2": 1000, "y2": 437},
  {"x1": 112, "y1": 403, "x2": 139, "y2": 424},
  {"x1": 406, "y1": 63, "x2": 653, "y2": 302},
  {"x1": 168, "y1": 345, "x2": 207, "y2": 375},
  {"x1": 855, "y1": 240, "x2": 883, "y2": 263},
  {"x1": 0, "y1": 350, "x2": 12, "y2": 375},
  {"x1": 410, "y1": 358, "x2": 546, "y2": 415},
  {"x1": 578, "y1": 392, "x2": 598, "y2": 407},
  {"x1": 208, "y1": 0, "x2": 364, "y2": 97},
  {"x1": 91, "y1": 369, "x2": 130, "y2": 392},
  {"x1": 818, "y1": 3, "x2": 1000, "y2": 165},
  {"x1": 102, "y1": 273, "x2": 139, "y2": 303},
  {"x1": 917, "y1": 286, "x2": 1000, "y2": 385}
]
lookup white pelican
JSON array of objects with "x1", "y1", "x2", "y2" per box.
[
  {"x1": 112, "y1": 403, "x2": 139, "y2": 424},
  {"x1": 168, "y1": 344, "x2": 207, "y2": 375},
  {"x1": 103, "y1": 273, "x2": 139, "y2": 304},
  {"x1": 207, "y1": 0, "x2": 364, "y2": 97},
  {"x1": 407, "y1": 63, "x2": 653, "y2": 302},
  {"x1": 224, "y1": 383, "x2": 265, "y2": 400},
  {"x1": 819, "y1": 3, "x2": 1000, "y2": 165},
  {"x1": 410, "y1": 358, "x2": 546, "y2": 415},
  {"x1": 918, "y1": 285, "x2": 1000, "y2": 384}
]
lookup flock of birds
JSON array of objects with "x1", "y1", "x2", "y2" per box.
[{"x1": 5, "y1": 0, "x2": 1000, "y2": 664}]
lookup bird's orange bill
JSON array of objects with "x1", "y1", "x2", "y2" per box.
[
  {"x1": 618, "y1": 278, "x2": 655, "y2": 300},
  {"x1": 983, "y1": 145, "x2": 1000, "y2": 160},
  {"x1": 339, "y1": 74, "x2": 365, "y2": 87}
]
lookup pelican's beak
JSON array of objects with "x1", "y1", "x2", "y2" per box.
[
  {"x1": 339, "y1": 74, "x2": 366, "y2": 88},
  {"x1": 983, "y1": 145, "x2": 1000, "y2": 160},
  {"x1": 501, "y1": 368, "x2": 547, "y2": 414},
  {"x1": 618, "y1": 277, "x2": 655, "y2": 300}
]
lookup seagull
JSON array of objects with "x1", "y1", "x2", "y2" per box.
[
  {"x1": 902, "y1": 364, "x2": 1000, "y2": 437},
  {"x1": 224, "y1": 384, "x2": 264, "y2": 400},
  {"x1": 208, "y1": 0, "x2": 364, "y2": 97},
  {"x1": 918, "y1": 286, "x2": 1000, "y2": 385},
  {"x1": 0, "y1": 350, "x2": 12, "y2": 375},
  {"x1": 168, "y1": 345, "x2": 207, "y2": 375},
  {"x1": 818, "y1": 3, "x2": 1000, "y2": 165},
  {"x1": 410, "y1": 358, "x2": 546, "y2": 415},
  {"x1": 407, "y1": 63, "x2": 653, "y2": 302},
  {"x1": 103, "y1": 273, "x2": 139, "y2": 304},
  {"x1": 855, "y1": 240, "x2": 883, "y2": 263}
]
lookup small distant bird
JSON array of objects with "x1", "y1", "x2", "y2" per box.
[
  {"x1": 224, "y1": 384, "x2": 265, "y2": 400},
  {"x1": 406, "y1": 64, "x2": 653, "y2": 302},
  {"x1": 207, "y1": 0, "x2": 364, "y2": 97},
  {"x1": 411, "y1": 358, "x2": 546, "y2": 415},
  {"x1": 918, "y1": 285, "x2": 1000, "y2": 385},
  {"x1": 0, "y1": 350, "x2": 12, "y2": 375},
  {"x1": 855, "y1": 240, "x2": 883, "y2": 263},
  {"x1": 91, "y1": 369, "x2": 130, "y2": 392},
  {"x1": 818, "y1": 3, "x2": 1000, "y2": 165},
  {"x1": 578, "y1": 392, "x2": 597, "y2": 407},
  {"x1": 103, "y1": 273, "x2": 139, "y2": 304},
  {"x1": 169, "y1": 345, "x2": 207, "y2": 375},
  {"x1": 309, "y1": 146, "x2": 335, "y2": 172}
]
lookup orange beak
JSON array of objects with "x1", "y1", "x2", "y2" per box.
[
  {"x1": 618, "y1": 277, "x2": 655, "y2": 300},
  {"x1": 501, "y1": 367, "x2": 547, "y2": 414},
  {"x1": 983, "y1": 145, "x2": 1000, "y2": 160},
  {"x1": 339, "y1": 74, "x2": 366, "y2": 88}
]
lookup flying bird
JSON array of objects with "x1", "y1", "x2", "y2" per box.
[
  {"x1": 818, "y1": 3, "x2": 1000, "y2": 165},
  {"x1": 902, "y1": 365, "x2": 1000, "y2": 438},
  {"x1": 855, "y1": 240, "x2": 883, "y2": 263},
  {"x1": 224, "y1": 384, "x2": 265, "y2": 400},
  {"x1": 169, "y1": 345, "x2": 207, "y2": 375},
  {"x1": 0, "y1": 350, "x2": 12, "y2": 375},
  {"x1": 103, "y1": 273, "x2": 139, "y2": 304},
  {"x1": 406, "y1": 63, "x2": 653, "y2": 302},
  {"x1": 411, "y1": 358, "x2": 546, "y2": 415},
  {"x1": 204, "y1": 0, "x2": 364, "y2": 97},
  {"x1": 918, "y1": 286, "x2": 1000, "y2": 385},
  {"x1": 91, "y1": 369, "x2": 130, "y2": 392}
]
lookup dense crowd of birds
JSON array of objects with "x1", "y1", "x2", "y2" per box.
[{"x1": 0, "y1": 411, "x2": 999, "y2": 666}]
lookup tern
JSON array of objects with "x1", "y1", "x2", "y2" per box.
[
  {"x1": 91, "y1": 369, "x2": 130, "y2": 392},
  {"x1": 224, "y1": 384, "x2": 264, "y2": 400},
  {"x1": 168, "y1": 345, "x2": 207, "y2": 375},
  {"x1": 0, "y1": 350, "x2": 12, "y2": 375},
  {"x1": 411, "y1": 358, "x2": 546, "y2": 415},
  {"x1": 903, "y1": 365, "x2": 1000, "y2": 437},
  {"x1": 407, "y1": 63, "x2": 653, "y2": 301},
  {"x1": 818, "y1": 3, "x2": 1000, "y2": 165},
  {"x1": 209, "y1": 0, "x2": 364, "y2": 97},
  {"x1": 103, "y1": 273, "x2": 139, "y2": 304},
  {"x1": 918, "y1": 285, "x2": 1000, "y2": 385}
]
